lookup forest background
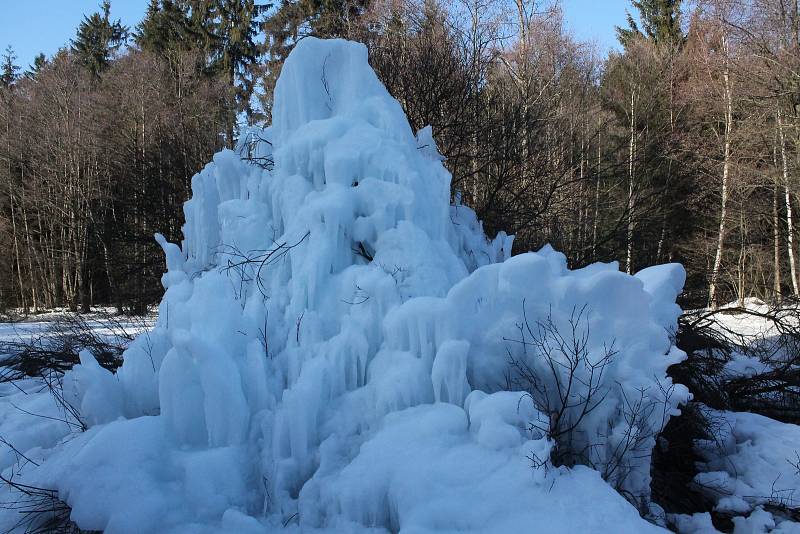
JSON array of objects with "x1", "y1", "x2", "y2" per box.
[{"x1": 1, "y1": 0, "x2": 797, "y2": 315}]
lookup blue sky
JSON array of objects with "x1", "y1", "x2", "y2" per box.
[
  {"x1": 1, "y1": 0, "x2": 632, "y2": 70},
  {"x1": 562, "y1": 0, "x2": 630, "y2": 52},
  {"x1": 1, "y1": 1, "x2": 147, "y2": 69}
]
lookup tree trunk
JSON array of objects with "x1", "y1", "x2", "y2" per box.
[
  {"x1": 626, "y1": 89, "x2": 636, "y2": 274},
  {"x1": 777, "y1": 108, "x2": 798, "y2": 295},
  {"x1": 592, "y1": 115, "x2": 601, "y2": 260},
  {"x1": 709, "y1": 37, "x2": 733, "y2": 309},
  {"x1": 774, "y1": 170, "x2": 783, "y2": 302}
]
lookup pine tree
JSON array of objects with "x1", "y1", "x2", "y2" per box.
[
  {"x1": 610, "y1": 0, "x2": 689, "y2": 273},
  {"x1": 617, "y1": 0, "x2": 683, "y2": 48},
  {"x1": 1, "y1": 46, "x2": 20, "y2": 88},
  {"x1": 187, "y1": 0, "x2": 220, "y2": 56},
  {"x1": 71, "y1": 0, "x2": 129, "y2": 78}
]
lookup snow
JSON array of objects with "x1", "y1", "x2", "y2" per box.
[
  {"x1": 63, "y1": 350, "x2": 124, "y2": 426},
  {"x1": 302, "y1": 402, "x2": 664, "y2": 533},
  {"x1": 657, "y1": 301, "x2": 800, "y2": 533},
  {"x1": 670, "y1": 512, "x2": 720, "y2": 534},
  {"x1": 0, "y1": 38, "x2": 692, "y2": 533},
  {"x1": 0, "y1": 309, "x2": 153, "y2": 346},
  {"x1": 694, "y1": 409, "x2": 800, "y2": 517},
  {"x1": 707, "y1": 298, "x2": 798, "y2": 341},
  {"x1": 685, "y1": 299, "x2": 798, "y2": 384},
  {"x1": 672, "y1": 508, "x2": 800, "y2": 534},
  {"x1": 668, "y1": 408, "x2": 800, "y2": 533}
]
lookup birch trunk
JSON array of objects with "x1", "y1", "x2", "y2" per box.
[
  {"x1": 774, "y1": 178, "x2": 783, "y2": 301},
  {"x1": 626, "y1": 89, "x2": 636, "y2": 274},
  {"x1": 708, "y1": 33, "x2": 733, "y2": 309},
  {"x1": 592, "y1": 115, "x2": 601, "y2": 260},
  {"x1": 777, "y1": 108, "x2": 798, "y2": 295}
]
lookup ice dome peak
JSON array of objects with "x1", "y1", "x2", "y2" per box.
[{"x1": 272, "y1": 38, "x2": 414, "y2": 143}]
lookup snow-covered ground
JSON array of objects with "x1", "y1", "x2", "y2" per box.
[
  {"x1": 670, "y1": 407, "x2": 800, "y2": 533},
  {"x1": 665, "y1": 301, "x2": 800, "y2": 533},
  {"x1": 0, "y1": 312, "x2": 154, "y2": 476},
  {"x1": 0, "y1": 311, "x2": 155, "y2": 532},
  {"x1": 0, "y1": 38, "x2": 796, "y2": 533}
]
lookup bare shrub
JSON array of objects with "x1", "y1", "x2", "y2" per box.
[
  {"x1": 0, "y1": 474, "x2": 93, "y2": 534},
  {"x1": 0, "y1": 311, "x2": 148, "y2": 432},
  {"x1": 0, "y1": 313, "x2": 139, "y2": 532},
  {"x1": 675, "y1": 302, "x2": 800, "y2": 423},
  {"x1": 654, "y1": 302, "x2": 800, "y2": 526},
  {"x1": 0, "y1": 312, "x2": 141, "y2": 383},
  {"x1": 505, "y1": 302, "x2": 675, "y2": 507},
  {"x1": 506, "y1": 303, "x2": 615, "y2": 465}
]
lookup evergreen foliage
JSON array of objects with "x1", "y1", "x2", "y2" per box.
[
  {"x1": 137, "y1": 0, "x2": 268, "y2": 135},
  {"x1": 1, "y1": 47, "x2": 19, "y2": 88},
  {"x1": 25, "y1": 53, "x2": 48, "y2": 80},
  {"x1": 71, "y1": 0, "x2": 129, "y2": 78},
  {"x1": 136, "y1": 0, "x2": 197, "y2": 54},
  {"x1": 617, "y1": 0, "x2": 683, "y2": 47}
]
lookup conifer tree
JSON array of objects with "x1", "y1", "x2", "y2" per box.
[
  {"x1": 209, "y1": 0, "x2": 268, "y2": 123},
  {"x1": 617, "y1": 0, "x2": 683, "y2": 48},
  {"x1": 136, "y1": 0, "x2": 196, "y2": 54},
  {"x1": 214, "y1": 0, "x2": 271, "y2": 98},
  {"x1": 71, "y1": 1, "x2": 129, "y2": 78},
  {"x1": 136, "y1": 0, "x2": 219, "y2": 55},
  {"x1": 137, "y1": 0, "x2": 266, "y2": 131},
  {"x1": 1, "y1": 47, "x2": 19, "y2": 88},
  {"x1": 25, "y1": 53, "x2": 47, "y2": 80}
]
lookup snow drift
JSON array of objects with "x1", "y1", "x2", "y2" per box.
[{"x1": 7, "y1": 39, "x2": 690, "y2": 533}]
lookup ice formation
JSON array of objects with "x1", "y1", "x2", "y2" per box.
[{"x1": 7, "y1": 39, "x2": 690, "y2": 533}]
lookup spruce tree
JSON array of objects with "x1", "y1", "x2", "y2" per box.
[
  {"x1": 25, "y1": 53, "x2": 47, "y2": 80},
  {"x1": 136, "y1": 0, "x2": 197, "y2": 54},
  {"x1": 1, "y1": 46, "x2": 20, "y2": 88},
  {"x1": 610, "y1": 0, "x2": 689, "y2": 271},
  {"x1": 137, "y1": 0, "x2": 266, "y2": 131},
  {"x1": 71, "y1": 0, "x2": 129, "y2": 78},
  {"x1": 616, "y1": 0, "x2": 683, "y2": 48},
  {"x1": 210, "y1": 0, "x2": 268, "y2": 123}
]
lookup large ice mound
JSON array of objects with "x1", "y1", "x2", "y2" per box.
[{"x1": 11, "y1": 39, "x2": 689, "y2": 533}]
